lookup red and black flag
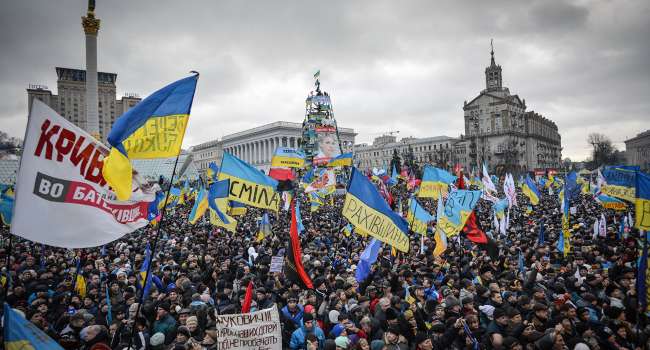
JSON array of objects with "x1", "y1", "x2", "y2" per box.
[
  {"x1": 463, "y1": 211, "x2": 487, "y2": 244},
  {"x1": 285, "y1": 201, "x2": 313, "y2": 289},
  {"x1": 463, "y1": 211, "x2": 499, "y2": 260}
]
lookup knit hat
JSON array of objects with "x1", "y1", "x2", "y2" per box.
[
  {"x1": 335, "y1": 336, "x2": 351, "y2": 349},
  {"x1": 493, "y1": 307, "x2": 506, "y2": 320},
  {"x1": 303, "y1": 312, "x2": 314, "y2": 322},
  {"x1": 186, "y1": 316, "x2": 198, "y2": 327},
  {"x1": 150, "y1": 332, "x2": 165, "y2": 346}
]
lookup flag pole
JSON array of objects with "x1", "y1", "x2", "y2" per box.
[{"x1": 127, "y1": 153, "x2": 182, "y2": 349}]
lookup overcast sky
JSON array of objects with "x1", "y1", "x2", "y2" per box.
[{"x1": 1, "y1": 0, "x2": 648, "y2": 160}]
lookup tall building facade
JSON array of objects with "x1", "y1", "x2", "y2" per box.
[
  {"x1": 27, "y1": 69, "x2": 140, "y2": 143},
  {"x1": 625, "y1": 130, "x2": 650, "y2": 172},
  {"x1": 192, "y1": 121, "x2": 356, "y2": 173},
  {"x1": 462, "y1": 45, "x2": 561, "y2": 174},
  {"x1": 354, "y1": 135, "x2": 460, "y2": 171}
]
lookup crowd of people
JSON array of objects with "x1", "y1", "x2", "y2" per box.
[{"x1": 0, "y1": 175, "x2": 647, "y2": 350}]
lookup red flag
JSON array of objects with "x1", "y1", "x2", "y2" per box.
[
  {"x1": 241, "y1": 280, "x2": 254, "y2": 313},
  {"x1": 456, "y1": 170, "x2": 465, "y2": 190},
  {"x1": 269, "y1": 168, "x2": 295, "y2": 181},
  {"x1": 463, "y1": 211, "x2": 487, "y2": 244},
  {"x1": 284, "y1": 201, "x2": 313, "y2": 289}
]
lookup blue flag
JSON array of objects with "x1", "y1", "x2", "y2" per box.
[
  {"x1": 4, "y1": 302, "x2": 65, "y2": 349},
  {"x1": 538, "y1": 219, "x2": 546, "y2": 244},
  {"x1": 295, "y1": 199, "x2": 305, "y2": 234},
  {"x1": 355, "y1": 238, "x2": 382, "y2": 283},
  {"x1": 139, "y1": 243, "x2": 153, "y2": 300}
]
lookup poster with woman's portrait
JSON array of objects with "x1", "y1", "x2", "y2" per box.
[{"x1": 313, "y1": 129, "x2": 341, "y2": 165}]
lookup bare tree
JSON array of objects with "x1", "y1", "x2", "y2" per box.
[{"x1": 587, "y1": 133, "x2": 620, "y2": 168}]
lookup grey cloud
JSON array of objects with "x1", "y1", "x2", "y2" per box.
[{"x1": 0, "y1": 0, "x2": 648, "y2": 161}]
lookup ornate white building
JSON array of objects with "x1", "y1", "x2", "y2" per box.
[
  {"x1": 354, "y1": 134, "x2": 460, "y2": 171},
  {"x1": 462, "y1": 45, "x2": 561, "y2": 174},
  {"x1": 192, "y1": 121, "x2": 356, "y2": 173}
]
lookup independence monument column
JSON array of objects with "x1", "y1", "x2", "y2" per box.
[{"x1": 82, "y1": 0, "x2": 100, "y2": 139}]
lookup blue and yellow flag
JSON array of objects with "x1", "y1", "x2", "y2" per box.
[
  {"x1": 103, "y1": 74, "x2": 199, "y2": 200},
  {"x1": 188, "y1": 187, "x2": 209, "y2": 224},
  {"x1": 209, "y1": 200, "x2": 238, "y2": 233},
  {"x1": 522, "y1": 175, "x2": 541, "y2": 205},
  {"x1": 74, "y1": 258, "x2": 86, "y2": 298},
  {"x1": 166, "y1": 187, "x2": 181, "y2": 208},
  {"x1": 595, "y1": 194, "x2": 627, "y2": 211},
  {"x1": 139, "y1": 243, "x2": 153, "y2": 298},
  {"x1": 229, "y1": 201, "x2": 248, "y2": 216},
  {"x1": 327, "y1": 152, "x2": 353, "y2": 167},
  {"x1": 4, "y1": 302, "x2": 65, "y2": 350},
  {"x1": 218, "y1": 152, "x2": 280, "y2": 211},
  {"x1": 433, "y1": 194, "x2": 448, "y2": 257},
  {"x1": 437, "y1": 189, "x2": 481, "y2": 237},
  {"x1": 309, "y1": 191, "x2": 324, "y2": 212},
  {"x1": 208, "y1": 179, "x2": 231, "y2": 225},
  {"x1": 407, "y1": 197, "x2": 435, "y2": 235},
  {"x1": 493, "y1": 198, "x2": 508, "y2": 220},
  {"x1": 557, "y1": 185, "x2": 571, "y2": 256},
  {"x1": 418, "y1": 165, "x2": 457, "y2": 198},
  {"x1": 271, "y1": 147, "x2": 305, "y2": 168},
  {"x1": 343, "y1": 168, "x2": 410, "y2": 252},
  {"x1": 602, "y1": 166, "x2": 636, "y2": 202},
  {"x1": 636, "y1": 171, "x2": 650, "y2": 231},
  {"x1": 342, "y1": 223, "x2": 353, "y2": 237},
  {"x1": 207, "y1": 162, "x2": 219, "y2": 183},
  {"x1": 0, "y1": 186, "x2": 14, "y2": 226},
  {"x1": 257, "y1": 213, "x2": 272, "y2": 242}
]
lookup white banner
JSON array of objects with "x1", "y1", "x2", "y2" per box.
[
  {"x1": 215, "y1": 304, "x2": 282, "y2": 350},
  {"x1": 11, "y1": 100, "x2": 155, "y2": 248}
]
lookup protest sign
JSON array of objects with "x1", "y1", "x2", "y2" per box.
[
  {"x1": 11, "y1": 100, "x2": 155, "y2": 248},
  {"x1": 269, "y1": 256, "x2": 284, "y2": 273},
  {"x1": 215, "y1": 305, "x2": 282, "y2": 350}
]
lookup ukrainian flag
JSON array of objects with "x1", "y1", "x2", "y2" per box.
[
  {"x1": 4, "y1": 303, "x2": 65, "y2": 350},
  {"x1": 0, "y1": 186, "x2": 14, "y2": 226},
  {"x1": 522, "y1": 175, "x2": 541, "y2": 205},
  {"x1": 433, "y1": 194, "x2": 447, "y2": 257},
  {"x1": 103, "y1": 74, "x2": 199, "y2": 200},
  {"x1": 558, "y1": 184, "x2": 571, "y2": 256},
  {"x1": 309, "y1": 191, "x2": 324, "y2": 212},
  {"x1": 271, "y1": 147, "x2": 305, "y2": 168},
  {"x1": 73, "y1": 258, "x2": 86, "y2": 298},
  {"x1": 206, "y1": 162, "x2": 219, "y2": 183},
  {"x1": 636, "y1": 171, "x2": 650, "y2": 231},
  {"x1": 218, "y1": 152, "x2": 280, "y2": 211},
  {"x1": 596, "y1": 194, "x2": 627, "y2": 211},
  {"x1": 342, "y1": 223, "x2": 353, "y2": 237},
  {"x1": 407, "y1": 197, "x2": 434, "y2": 235},
  {"x1": 256, "y1": 213, "x2": 272, "y2": 242},
  {"x1": 188, "y1": 187, "x2": 209, "y2": 224},
  {"x1": 139, "y1": 243, "x2": 153, "y2": 298},
  {"x1": 229, "y1": 201, "x2": 248, "y2": 216},
  {"x1": 327, "y1": 152, "x2": 353, "y2": 167},
  {"x1": 418, "y1": 165, "x2": 457, "y2": 198},
  {"x1": 209, "y1": 201, "x2": 238, "y2": 233},
  {"x1": 343, "y1": 168, "x2": 410, "y2": 252},
  {"x1": 208, "y1": 179, "x2": 232, "y2": 224}
]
